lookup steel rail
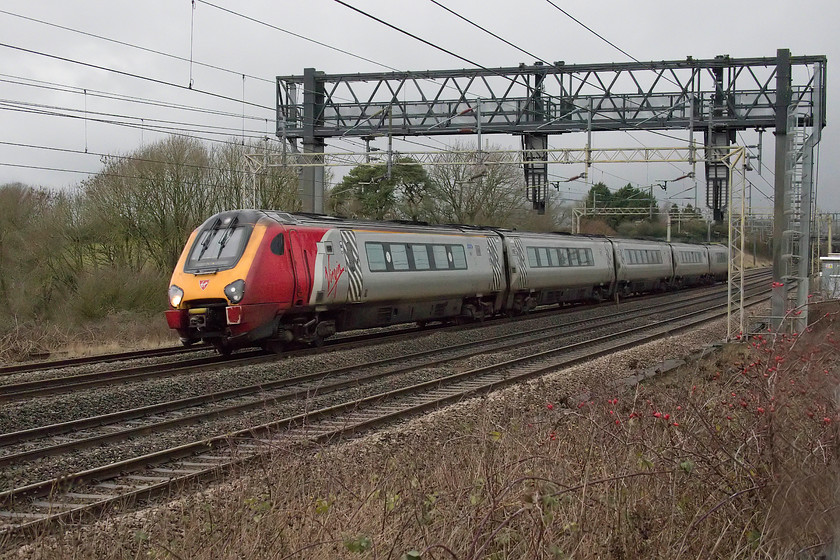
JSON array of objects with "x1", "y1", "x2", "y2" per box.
[
  {"x1": 0, "y1": 274, "x2": 768, "y2": 402},
  {"x1": 0, "y1": 345, "x2": 201, "y2": 377},
  {"x1": 0, "y1": 267, "x2": 770, "y2": 380},
  {"x1": 0, "y1": 288, "x2": 770, "y2": 542},
  {"x1": 0, "y1": 278, "x2": 768, "y2": 467}
]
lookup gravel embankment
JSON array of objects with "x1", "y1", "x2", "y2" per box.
[{"x1": 0, "y1": 292, "x2": 743, "y2": 492}]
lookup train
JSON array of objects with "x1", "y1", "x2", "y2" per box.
[{"x1": 165, "y1": 210, "x2": 728, "y2": 354}]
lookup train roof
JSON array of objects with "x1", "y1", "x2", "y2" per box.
[{"x1": 199, "y1": 210, "x2": 724, "y2": 249}]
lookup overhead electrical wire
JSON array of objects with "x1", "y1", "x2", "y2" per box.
[
  {"x1": 1, "y1": 98, "x2": 271, "y2": 138},
  {"x1": 426, "y1": 0, "x2": 545, "y2": 65},
  {"x1": 196, "y1": 0, "x2": 401, "y2": 72},
  {"x1": 0, "y1": 8, "x2": 274, "y2": 85},
  {"x1": 417, "y1": 0, "x2": 695, "y2": 195},
  {"x1": 0, "y1": 42, "x2": 274, "y2": 112},
  {"x1": 0, "y1": 103, "x2": 266, "y2": 148},
  {"x1": 0, "y1": 10, "x2": 290, "y2": 186},
  {"x1": 0, "y1": 74, "x2": 268, "y2": 122},
  {"x1": 196, "y1": 0, "x2": 688, "y2": 167},
  {"x1": 334, "y1": 0, "x2": 696, "y2": 148},
  {"x1": 423, "y1": 0, "x2": 691, "y2": 147},
  {"x1": 0, "y1": 7, "x2": 446, "y2": 185},
  {"x1": 542, "y1": 0, "x2": 640, "y2": 63},
  {"x1": 0, "y1": 160, "x2": 256, "y2": 190},
  {"x1": 0, "y1": 139, "x2": 282, "y2": 177},
  {"x1": 194, "y1": 0, "x2": 502, "y2": 117}
]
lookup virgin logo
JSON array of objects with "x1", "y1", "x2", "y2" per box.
[
  {"x1": 199, "y1": 280, "x2": 210, "y2": 290},
  {"x1": 325, "y1": 256, "x2": 345, "y2": 297}
]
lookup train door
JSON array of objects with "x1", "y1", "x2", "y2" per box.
[
  {"x1": 339, "y1": 229, "x2": 365, "y2": 303},
  {"x1": 265, "y1": 228, "x2": 295, "y2": 304},
  {"x1": 288, "y1": 229, "x2": 313, "y2": 306}
]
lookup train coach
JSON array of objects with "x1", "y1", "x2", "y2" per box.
[{"x1": 165, "y1": 210, "x2": 728, "y2": 354}]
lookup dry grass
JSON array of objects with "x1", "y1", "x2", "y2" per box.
[
  {"x1": 5, "y1": 305, "x2": 840, "y2": 559},
  {"x1": 0, "y1": 312, "x2": 175, "y2": 364}
]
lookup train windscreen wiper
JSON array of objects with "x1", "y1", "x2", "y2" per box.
[
  {"x1": 215, "y1": 216, "x2": 239, "y2": 258},
  {"x1": 196, "y1": 217, "x2": 221, "y2": 261}
]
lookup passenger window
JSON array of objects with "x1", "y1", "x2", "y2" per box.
[
  {"x1": 366, "y1": 243, "x2": 388, "y2": 271},
  {"x1": 527, "y1": 247, "x2": 538, "y2": 267},
  {"x1": 390, "y1": 244, "x2": 410, "y2": 271},
  {"x1": 451, "y1": 245, "x2": 467, "y2": 269},
  {"x1": 548, "y1": 248, "x2": 558, "y2": 267},
  {"x1": 557, "y1": 248, "x2": 569, "y2": 267},
  {"x1": 270, "y1": 233, "x2": 285, "y2": 255},
  {"x1": 537, "y1": 248, "x2": 549, "y2": 268},
  {"x1": 410, "y1": 245, "x2": 430, "y2": 270},
  {"x1": 432, "y1": 245, "x2": 449, "y2": 269}
]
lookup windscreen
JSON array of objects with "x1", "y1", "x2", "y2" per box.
[{"x1": 184, "y1": 218, "x2": 252, "y2": 272}]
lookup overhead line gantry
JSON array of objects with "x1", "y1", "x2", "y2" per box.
[{"x1": 275, "y1": 49, "x2": 826, "y2": 333}]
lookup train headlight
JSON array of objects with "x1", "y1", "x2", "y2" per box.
[
  {"x1": 168, "y1": 285, "x2": 184, "y2": 307},
  {"x1": 224, "y1": 279, "x2": 246, "y2": 304}
]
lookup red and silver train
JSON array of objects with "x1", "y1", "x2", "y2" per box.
[{"x1": 165, "y1": 210, "x2": 728, "y2": 354}]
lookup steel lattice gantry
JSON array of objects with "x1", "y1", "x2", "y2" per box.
[{"x1": 276, "y1": 53, "x2": 825, "y2": 217}]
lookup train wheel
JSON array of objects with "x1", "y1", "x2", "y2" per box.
[
  {"x1": 261, "y1": 340, "x2": 285, "y2": 355},
  {"x1": 213, "y1": 341, "x2": 233, "y2": 357}
]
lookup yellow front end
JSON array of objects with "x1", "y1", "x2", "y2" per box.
[{"x1": 165, "y1": 213, "x2": 269, "y2": 350}]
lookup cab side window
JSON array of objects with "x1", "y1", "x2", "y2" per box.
[{"x1": 270, "y1": 233, "x2": 285, "y2": 255}]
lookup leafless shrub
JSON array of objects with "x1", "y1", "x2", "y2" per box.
[{"x1": 8, "y1": 307, "x2": 840, "y2": 559}]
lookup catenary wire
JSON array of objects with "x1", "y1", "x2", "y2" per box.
[
  {"x1": 196, "y1": 0, "x2": 401, "y2": 72},
  {"x1": 0, "y1": 98, "x2": 272, "y2": 138},
  {"x1": 0, "y1": 42, "x2": 274, "y2": 112},
  {"x1": 0, "y1": 74, "x2": 268, "y2": 122},
  {"x1": 0, "y1": 8, "x2": 274, "y2": 85}
]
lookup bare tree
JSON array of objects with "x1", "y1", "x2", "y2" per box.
[
  {"x1": 423, "y1": 142, "x2": 525, "y2": 227},
  {"x1": 210, "y1": 140, "x2": 300, "y2": 211},
  {"x1": 82, "y1": 136, "x2": 213, "y2": 271}
]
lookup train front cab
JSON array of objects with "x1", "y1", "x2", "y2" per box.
[{"x1": 165, "y1": 211, "x2": 301, "y2": 354}]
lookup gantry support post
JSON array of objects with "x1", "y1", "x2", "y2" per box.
[
  {"x1": 300, "y1": 68, "x2": 325, "y2": 213},
  {"x1": 522, "y1": 63, "x2": 548, "y2": 214},
  {"x1": 771, "y1": 49, "x2": 791, "y2": 331}
]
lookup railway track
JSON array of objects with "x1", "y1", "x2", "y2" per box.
[
  {"x1": 0, "y1": 272, "x2": 769, "y2": 403},
  {"x1": 0, "y1": 274, "x2": 770, "y2": 543},
  {"x1": 0, "y1": 268, "x2": 769, "y2": 378},
  {"x1": 0, "y1": 345, "x2": 203, "y2": 377},
  {"x1": 0, "y1": 276, "x2": 768, "y2": 466}
]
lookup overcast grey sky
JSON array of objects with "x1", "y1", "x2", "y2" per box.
[{"x1": 1, "y1": 0, "x2": 836, "y2": 213}]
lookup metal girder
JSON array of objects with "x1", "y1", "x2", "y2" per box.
[
  {"x1": 726, "y1": 148, "x2": 748, "y2": 341},
  {"x1": 276, "y1": 55, "x2": 825, "y2": 139},
  {"x1": 260, "y1": 145, "x2": 711, "y2": 168}
]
